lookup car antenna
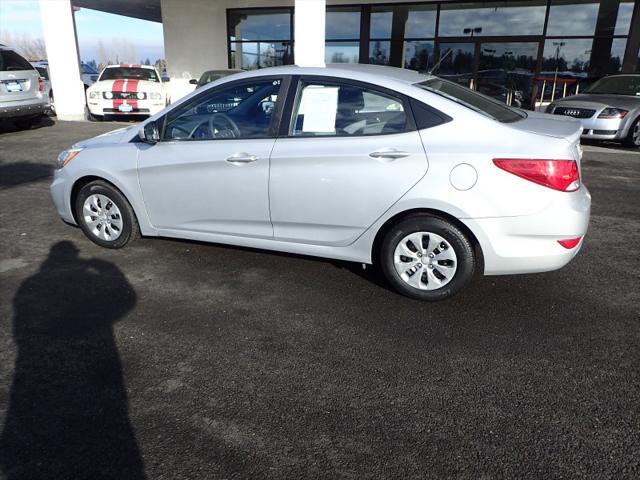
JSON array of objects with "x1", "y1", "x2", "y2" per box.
[{"x1": 429, "y1": 48, "x2": 453, "y2": 75}]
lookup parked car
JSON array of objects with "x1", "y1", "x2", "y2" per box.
[
  {"x1": 190, "y1": 69, "x2": 243, "y2": 88},
  {"x1": 85, "y1": 64, "x2": 169, "y2": 121},
  {"x1": 0, "y1": 44, "x2": 47, "y2": 129},
  {"x1": 546, "y1": 74, "x2": 640, "y2": 148},
  {"x1": 51, "y1": 64, "x2": 590, "y2": 301},
  {"x1": 31, "y1": 62, "x2": 53, "y2": 114},
  {"x1": 30, "y1": 60, "x2": 100, "y2": 115}
]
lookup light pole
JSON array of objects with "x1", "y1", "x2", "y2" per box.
[
  {"x1": 551, "y1": 41, "x2": 565, "y2": 102},
  {"x1": 463, "y1": 27, "x2": 482, "y2": 37}
]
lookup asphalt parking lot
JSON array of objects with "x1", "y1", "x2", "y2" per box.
[{"x1": 0, "y1": 118, "x2": 639, "y2": 479}]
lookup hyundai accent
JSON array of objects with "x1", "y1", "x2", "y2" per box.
[{"x1": 51, "y1": 64, "x2": 591, "y2": 300}]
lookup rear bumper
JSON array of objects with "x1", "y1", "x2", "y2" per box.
[
  {"x1": 0, "y1": 101, "x2": 47, "y2": 119},
  {"x1": 464, "y1": 186, "x2": 591, "y2": 275}
]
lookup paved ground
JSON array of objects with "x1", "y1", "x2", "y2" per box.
[{"x1": 0, "y1": 118, "x2": 638, "y2": 479}]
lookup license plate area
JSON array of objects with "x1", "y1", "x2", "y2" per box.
[
  {"x1": 5, "y1": 81, "x2": 23, "y2": 93},
  {"x1": 118, "y1": 103, "x2": 133, "y2": 112}
]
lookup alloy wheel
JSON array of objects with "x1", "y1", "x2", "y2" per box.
[{"x1": 393, "y1": 231, "x2": 458, "y2": 291}]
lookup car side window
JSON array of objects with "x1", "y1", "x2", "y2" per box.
[
  {"x1": 164, "y1": 78, "x2": 281, "y2": 141},
  {"x1": 291, "y1": 80, "x2": 408, "y2": 137}
]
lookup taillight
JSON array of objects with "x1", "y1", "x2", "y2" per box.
[
  {"x1": 493, "y1": 158, "x2": 580, "y2": 192},
  {"x1": 38, "y1": 77, "x2": 43, "y2": 92},
  {"x1": 558, "y1": 237, "x2": 582, "y2": 249}
]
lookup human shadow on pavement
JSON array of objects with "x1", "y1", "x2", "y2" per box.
[{"x1": 0, "y1": 241, "x2": 146, "y2": 480}]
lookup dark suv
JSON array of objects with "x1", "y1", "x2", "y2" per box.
[{"x1": 0, "y1": 44, "x2": 48, "y2": 129}]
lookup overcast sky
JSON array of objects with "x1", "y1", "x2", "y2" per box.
[{"x1": 0, "y1": 0, "x2": 165, "y2": 62}]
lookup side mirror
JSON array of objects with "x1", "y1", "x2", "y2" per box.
[
  {"x1": 140, "y1": 121, "x2": 159, "y2": 144},
  {"x1": 189, "y1": 78, "x2": 198, "y2": 85}
]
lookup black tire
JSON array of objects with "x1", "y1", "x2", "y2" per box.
[
  {"x1": 13, "y1": 116, "x2": 38, "y2": 130},
  {"x1": 87, "y1": 111, "x2": 103, "y2": 122},
  {"x1": 622, "y1": 117, "x2": 640, "y2": 148},
  {"x1": 379, "y1": 215, "x2": 476, "y2": 301},
  {"x1": 75, "y1": 180, "x2": 139, "y2": 249}
]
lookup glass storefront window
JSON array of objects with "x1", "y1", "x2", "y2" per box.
[
  {"x1": 369, "y1": 41, "x2": 391, "y2": 65},
  {"x1": 325, "y1": 42, "x2": 359, "y2": 63},
  {"x1": 227, "y1": 9, "x2": 291, "y2": 41},
  {"x1": 405, "y1": 6, "x2": 437, "y2": 38},
  {"x1": 609, "y1": 38, "x2": 627, "y2": 73},
  {"x1": 370, "y1": 8, "x2": 393, "y2": 39},
  {"x1": 326, "y1": 7, "x2": 361, "y2": 40},
  {"x1": 230, "y1": 42, "x2": 292, "y2": 70},
  {"x1": 546, "y1": 1, "x2": 599, "y2": 36},
  {"x1": 542, "y1": 38, "x2": 594, "y2": 78},
  {"x1": 439, "y1": 1, "x2": 546, "y2": 37},
  {"x1": 404, "y1": 41, "x2": 435, "y2": 72},
  {"x1": 615, "y1": 0, "x2": 636, "y2": 36},
  {"x1": 436, "y1": 43, "x2": 475, "y2": 87}
]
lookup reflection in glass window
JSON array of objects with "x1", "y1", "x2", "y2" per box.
[
  {"x1": 404, "y1": 41, "x2": 435, "y2": 73},
  {"x1": 541, "y1": 38, "x2": 594, "y2": 78},
  {"x1": 546, "y1": 1, "x2": 599, "y2": 36},
  {"x1": 609, "y1": 38, "x2": 628, "y2": 74},
  {"x1": 437, "y1": 43, "x2": 475, "y2": 85},
  {"x1": 615, "y1": 0, "x2": 636, "y2": 36},
  {"x1": 325, "y1": 43, "x2": 359, "y2": 64},
  {"x1": 370, "y1": 8, "x2": 392, "y2": 39},
  {"x1": 405, "y1": 5, "x2": 437, "y2": 38},
  {"x1": 230, "y1": 42, "x2": 292, "y2": 70},
  {"x1": 227, "y1": 9, "x2": 291, "y2": 41},
  {"x1": 326, "y1": 8, "x2": 361, "y2": 40},
  {"x1": 439, "y1": 1, "x2": 546, "y2": 37},
  {"x1": 369, "y1": 41, "x2": 391, "y2": 65}
]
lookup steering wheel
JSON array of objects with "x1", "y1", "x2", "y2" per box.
[{"x1": 208, "y1": 113, "x2": 241, "y2": 139}]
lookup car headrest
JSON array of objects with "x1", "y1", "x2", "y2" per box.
[{"x1": 338, "y1": 86, "x2": 364, "y2": 112}]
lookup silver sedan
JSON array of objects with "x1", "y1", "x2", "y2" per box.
[
  {"x1": 51, "y1": 64, "x2": 590, "y2": 300},
  {"x1": 547, "y1": 74, "x2": 640, "y2": 148}
]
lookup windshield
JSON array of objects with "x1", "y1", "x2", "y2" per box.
[
  {"x1": 586, "y1": 76, "x2": 640, "y2": 96},
  {"x1": 415, "y1": 78, "x2": 526, "y2": 123},
  {"x1": 99, "y1": 67, "x2": 159, "y2": 82}
]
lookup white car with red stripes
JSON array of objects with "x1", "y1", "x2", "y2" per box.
[{"x1": 86, "y1": 64, "x2": 168, "y2": 120}]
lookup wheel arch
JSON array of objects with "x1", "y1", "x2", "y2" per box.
[
  {"x1": 371, "y1": 208, "x2": 484, "y2": 271},
  {"x1": 70, "y1": 175, "x2": 141, "y2": 227}
]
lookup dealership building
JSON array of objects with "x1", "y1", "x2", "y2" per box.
[{"x1": 39, "y1": 0, "x2": 640, "y2": 120}]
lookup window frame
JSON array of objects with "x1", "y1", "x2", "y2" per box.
[
  {"x1": 279, "y1": 75, "x2": 418, "y2": 139},
  {"x1": 159, "y1": 75, "x2": 290, "y2": 143}
]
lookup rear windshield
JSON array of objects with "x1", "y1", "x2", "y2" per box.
[
  {"x1": 99, "y1": 67, "x2": 159, "y2": 82},
  {"x1": 0, "y1": 50, "x2": 35, "y2": 72},
  {"x1": 415, "y1": 78, "x2": 526, "y2": 123}
]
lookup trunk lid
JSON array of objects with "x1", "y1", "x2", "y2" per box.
[{"x1": 509, "y1": 110, "x2": 583, "y2": 140}]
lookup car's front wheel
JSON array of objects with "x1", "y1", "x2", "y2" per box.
[
  {"x1": 87, "y1": 111, "x2": 103, "y2": 122},
  {"x1": 623, "y1": 117, "x2": 640, "y2": 148},
  {"x1": 75, "y1": 180, "x2": 139, "y2": 249},
  {"x1": 379, "y1": 215, "x2": 476, "y2": 301}
]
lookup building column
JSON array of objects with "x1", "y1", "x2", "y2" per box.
[
  {"x1": 39, "y1": 0, "x2": 86, "y2": 121},
  {"x1": 294, "y1": 0, "x2": 326, "y2": 67}
]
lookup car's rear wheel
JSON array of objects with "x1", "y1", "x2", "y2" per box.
[
  {"x1": 13, "y1": 116, "x2": 40, "y2": 130},
  {"x1": 75, "y1": 180, "x2": 139, "y2": 249},
  {"x1": 379, "y1": 215, "x2": 476, "y2": 301},
  {"x1": 623, "y1": 117, "x2": 640, "y2": 148}
]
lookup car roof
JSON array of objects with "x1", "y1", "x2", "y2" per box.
[
  {"x1": 105, "y1": 64, "x2": 156, "y2": 70},
  {"x1": 228, "y1": 64, "x2": 433, "y2": 85}
]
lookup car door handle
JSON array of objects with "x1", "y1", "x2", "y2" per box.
[
  {"x1": 369, "y1": 149, "x2": 410, "y2": 160},
  {"x1": 226, "y1": 153, "x2": 259, "y2": 164}
]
